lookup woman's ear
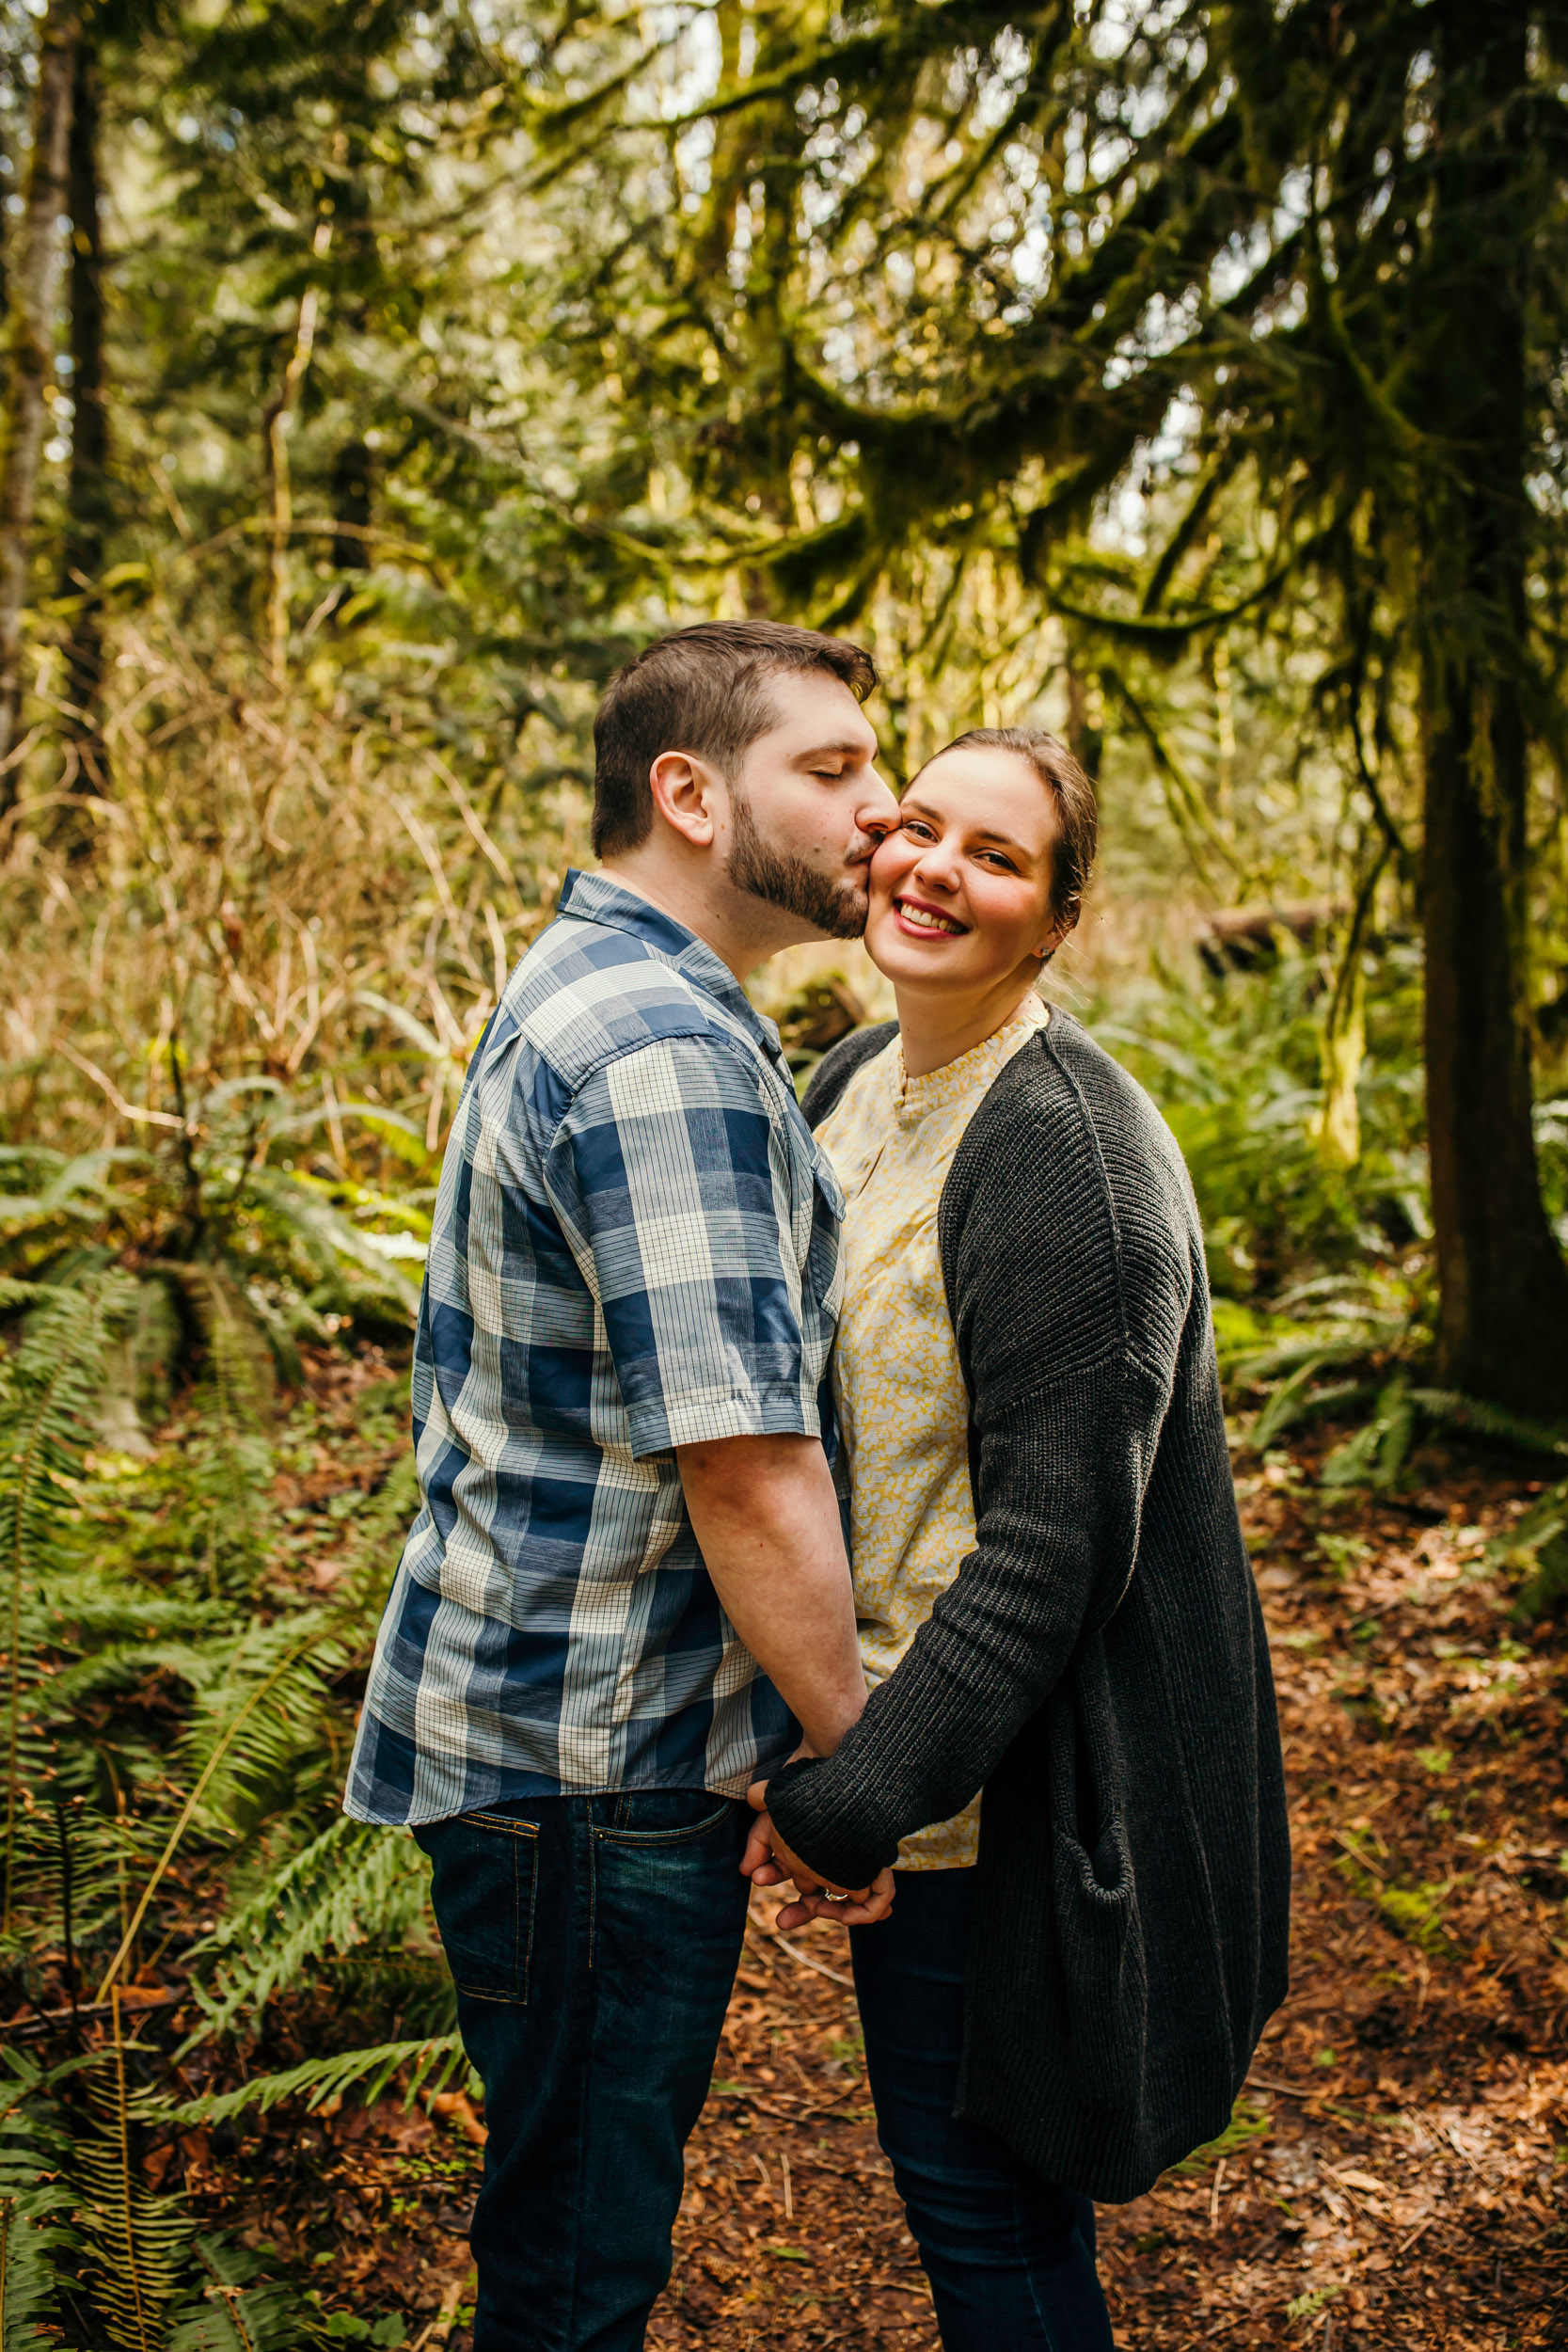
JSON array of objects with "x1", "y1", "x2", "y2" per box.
[
  {"x1": 647, "y1": 749, "x2": 720, "y2": 848},
  {"x1": 1035, "y1": 907, "x2": 1077, "y2": 964}
]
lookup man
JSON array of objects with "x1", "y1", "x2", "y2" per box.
[{"x1": 346, "y1": 620, "x2": 901, "y2": 2350}]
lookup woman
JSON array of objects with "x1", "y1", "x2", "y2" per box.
[{"x1": 743, "y1": 728, "x2": 1291, "y2": 2349}]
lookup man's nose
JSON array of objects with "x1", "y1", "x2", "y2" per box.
[{"x1": 858, "y1": 769, "x2": 901, "y2": 836}]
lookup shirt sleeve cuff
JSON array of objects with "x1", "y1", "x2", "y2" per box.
[{"x1": 626, "y1": 1385, "x2": 823, "y2": 1460}]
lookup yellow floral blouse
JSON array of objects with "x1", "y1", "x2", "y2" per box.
[{"x1": 815, "y1": 996, "x2": 1049, "y2": 1869}]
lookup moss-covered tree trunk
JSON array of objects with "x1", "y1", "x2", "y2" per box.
[
  {"x1": 1418, "y1": 0, "x2": 1568, "y2": 1415},
  {"x1": 60, "y1": 29, "x2": 109, "y2": 778},
  {"x1": 0, "y1": 0, "x2": 78, "y2": 802}
]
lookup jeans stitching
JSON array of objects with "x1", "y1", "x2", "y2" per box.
[
  {"x1": 511, "y1": 1835, "x2": 522, "y2": 2005},
  {"x1": 518, "y1": 1833, "x2": 537, "y2": 2000},
  {"x1": 592, "y1": 1799, "x2": 734, "y2": 1849},
  {"x1": 463, "y1": 1814, "x2": 540, "y2": 1842},
  {"x1": 587, "y1": 1816, "x2": 597, "y2": 1971}
]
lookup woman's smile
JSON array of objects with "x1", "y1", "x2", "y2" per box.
[{"x1": 892, "y1": 893, "x2": 970, "y2": 937}]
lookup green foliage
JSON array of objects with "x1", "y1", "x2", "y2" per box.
[
  {"x1": 1102, "y1": 948, "x2": 1428, "y2": 1306},
  {"x1": 0, "y1": 1282, "x2": 455, "y2": 2340},
  {"x1": 2, "y1": 1270, "x2": 135, "y2": 1932},
  {"x1": 167, "y1": 2237, "x2": 321, "y2": 2352},
  {"x1": 76, "y1": 2022, "x2": 195, "y2": 2352},
  {"x1": 1490, "y1": 1477, "x2": 1568, "y2": 1618},
  {"x1": 1171, "y1": 2094, "x2": 1272, "y2": 2178},
  {"x1": 0, "y1": 2051, "x2": 82, "y2": 2350},
  {"x1": 166, "y1": 2035, "x2": 469, "y2": 2132},
  {"x1": 187, "y1": 1820, "x2": 436, "y2": 2042},
  {"x1": 1334, "y1": 1849, "x2": 1455, "y2": 1959}
]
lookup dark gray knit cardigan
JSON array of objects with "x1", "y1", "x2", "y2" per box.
[{"x1": 768, "y1": 1012, "x2": 1291, "y2": 2203}]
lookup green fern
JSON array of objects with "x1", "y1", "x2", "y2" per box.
[
  {"x1": 0, "y1": 2050, "x2": 82, "y2": 2351},
  {"x1": 185, "y1": 1820, "x2": 433, "y2": 2041},
  {"x1": 0, "y1": 1148, "x2": 144, "y2": 1270},
  {"x1": 1321, "y1": 1375, "x2": 1418, "y2": 1489},
  {"x1": 76, "y1": 2005, "x2": 194, "y2": 2352},
  {"x1": 2, "y1": 1274, "x2": 136, "y2": 1932},
  {"x1": 151, "y1": 1264, "x2": 275, "y2": 1595},
  {"x1": 1489, "y1": 1475, "x2": 1568, "y2": 1618},
  {"x1": 166, "y1": 2236, "x2": 317, "y2": 2352},
  {"x1": 237, "y1": 1171, "x2": 420, "y2": 1322},
  {"x1": 1404, "y1": 1390, "x2": 1568, "y2": 1461},
  {"x1": 164, "y1": 2032, "x2": 468, "y2": 2129},
  {"x1": 1321, "y1": 1382, "x2": 1568, "y2": 1492},
  {"x1": 95, "y1": 1613, "x2": 348, "y2": 2003},
  {"x1": 1247, "y1": 1357, "x2": 1376, "y2": 1451}
]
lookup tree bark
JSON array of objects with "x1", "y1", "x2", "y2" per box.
[
  {"x1": 0, "y1": 0, "x2": 78, "y2": 805},
  {"x1": 1420, "y1": 662, "x2": 1568, "y2": 1410},
  {"x1": 330, "y1": 436, "x2": 372, "y2": 574},
  {"x1": 1418, "y1": 0, "x2": 1568, "y2": 1415},
  {"x1": 59, "y1": 28, "x2": 108, "y2": 779},
  {"x1": 263, "y1": 218, "x2": 329, "y2": 685}
]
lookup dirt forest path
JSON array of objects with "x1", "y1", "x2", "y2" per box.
[
  {"x1": 635, "y1": 1446, "x2": 1567, "y2": 2351},
  {"x1": 212, "y1": 1435, "x2": 1567, "y2": 2350}
]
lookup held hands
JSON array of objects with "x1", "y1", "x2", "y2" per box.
[{"x1": 741, "y1": 1781, "x2": 895, "y2": 1930}]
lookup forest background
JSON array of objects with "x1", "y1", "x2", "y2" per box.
[{"x1": 0, "y1": 3, "x2": 1566, "y2": 2349}]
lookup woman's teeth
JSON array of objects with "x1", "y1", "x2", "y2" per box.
[{"x1": 896, "y1": 899, "x2": 965, "y2": 934}]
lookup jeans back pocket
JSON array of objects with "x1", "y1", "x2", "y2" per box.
[{"x1": 418, "y1": 1810, "x2": 539, "y2": 2005}]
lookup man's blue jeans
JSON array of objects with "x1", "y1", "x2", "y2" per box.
[
  {"x1": 413, "y1": 1789, "x2": 750, "y2": 2352},
  {"x1": 849, "y1": 1867, "x2": 1116, "y2": 2351}
]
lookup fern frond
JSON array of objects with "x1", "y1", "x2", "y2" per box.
[
  {"x1": 1230, "y1": 1331, "x2": 1388, "y2": 1389},
  {"x1": 185, "y1": 1820, "x2": 431, "y2": 2041},
  {"x1": 238, "y1": 1173, "x2": 420, "y2": 1318},
  {"x1": 1323, "y1": 1384, "x2": 1568, "y2": 1493},
  {"x1": 1488, "y1": 1473, "x2": 1568, "y2": 1618},
  {"x1": 163, "y1": 2032, "x2": 467, "y2": 2128},
  {"x1": 1320, "y1": 1376, "x2": 1417, "y2": 1489},
  {"x1": 1244, "y1": 1352, "x2": 1373, "y2": 1451},
  {"x1": 316, "y1": 1952, "x2": 457, "y2": 2040},
  {"x1": 76, "y1": 2004, "x2": 193, "y2": 2352},
  {"x1": 94, "y1": 1612, "x2": 346, "y2": 2002},
  {"x1": 167, "y1": 2236, "x2": 316, "y2": 2352},
  {"x1": 152, "y1": 1263, "x2": 275, "y2": 1428},
  {"x1": 2, "y1": 1273, "x2": 138, "y2": 1932},
  {"x1": 0, "y1": 2050, "x2": 82, "y2": 2351},
  {"x1": 179, "y1": 1613, "x2": 351, "y2": 1835},
  {"x1": 1404, "y1": 1390, "x2": 1568, "y2": 1459}
]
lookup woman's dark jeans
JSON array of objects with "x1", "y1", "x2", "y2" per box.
[
  {"x1": 849, "y1": 1867, "x2": 1116, "y2": 2351},
  {"x1": 413, "y1": 1788, "x2": 751, "y2": 2352}
]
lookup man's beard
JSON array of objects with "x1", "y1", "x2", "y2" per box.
[{"x1": 727, "y1": 787, "x2": 870, "y2": 940}]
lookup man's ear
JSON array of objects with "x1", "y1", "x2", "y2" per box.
[{"x1": 648, "y1": 750, "x2": 721, "y2": 849}]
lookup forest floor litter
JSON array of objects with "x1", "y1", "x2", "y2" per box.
[{"x1": 152, "y1": 1390, "x2": 1566, "y2": 2350}]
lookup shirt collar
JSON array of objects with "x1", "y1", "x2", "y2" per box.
[{"x1": 556, "y1": 868, "x2": 786, "y2": 1064}]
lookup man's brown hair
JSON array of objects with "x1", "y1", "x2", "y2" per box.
[
  {"x1": 930, "y1": 725, "x2": 1099, "y2": 932},
  {"x1": 592, "y1": 620, "x2": 879, "y2": 859}
]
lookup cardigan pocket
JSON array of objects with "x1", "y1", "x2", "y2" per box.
[{"x1": 1052, "y1": 1810, "x2": 1148, "y2": 2107}]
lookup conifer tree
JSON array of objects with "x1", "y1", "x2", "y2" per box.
[{"x1": 562, "y1": 0, "x2": 1568, "y2": 1411}]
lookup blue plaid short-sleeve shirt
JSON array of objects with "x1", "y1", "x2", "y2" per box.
[{"x1": 345, "y1": 870, "x2": 845, "y2": 1826}]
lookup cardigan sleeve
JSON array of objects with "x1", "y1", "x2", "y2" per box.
[{"x1": 766, "y1": 1041, "x2": 1195, "y2": 1891}]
